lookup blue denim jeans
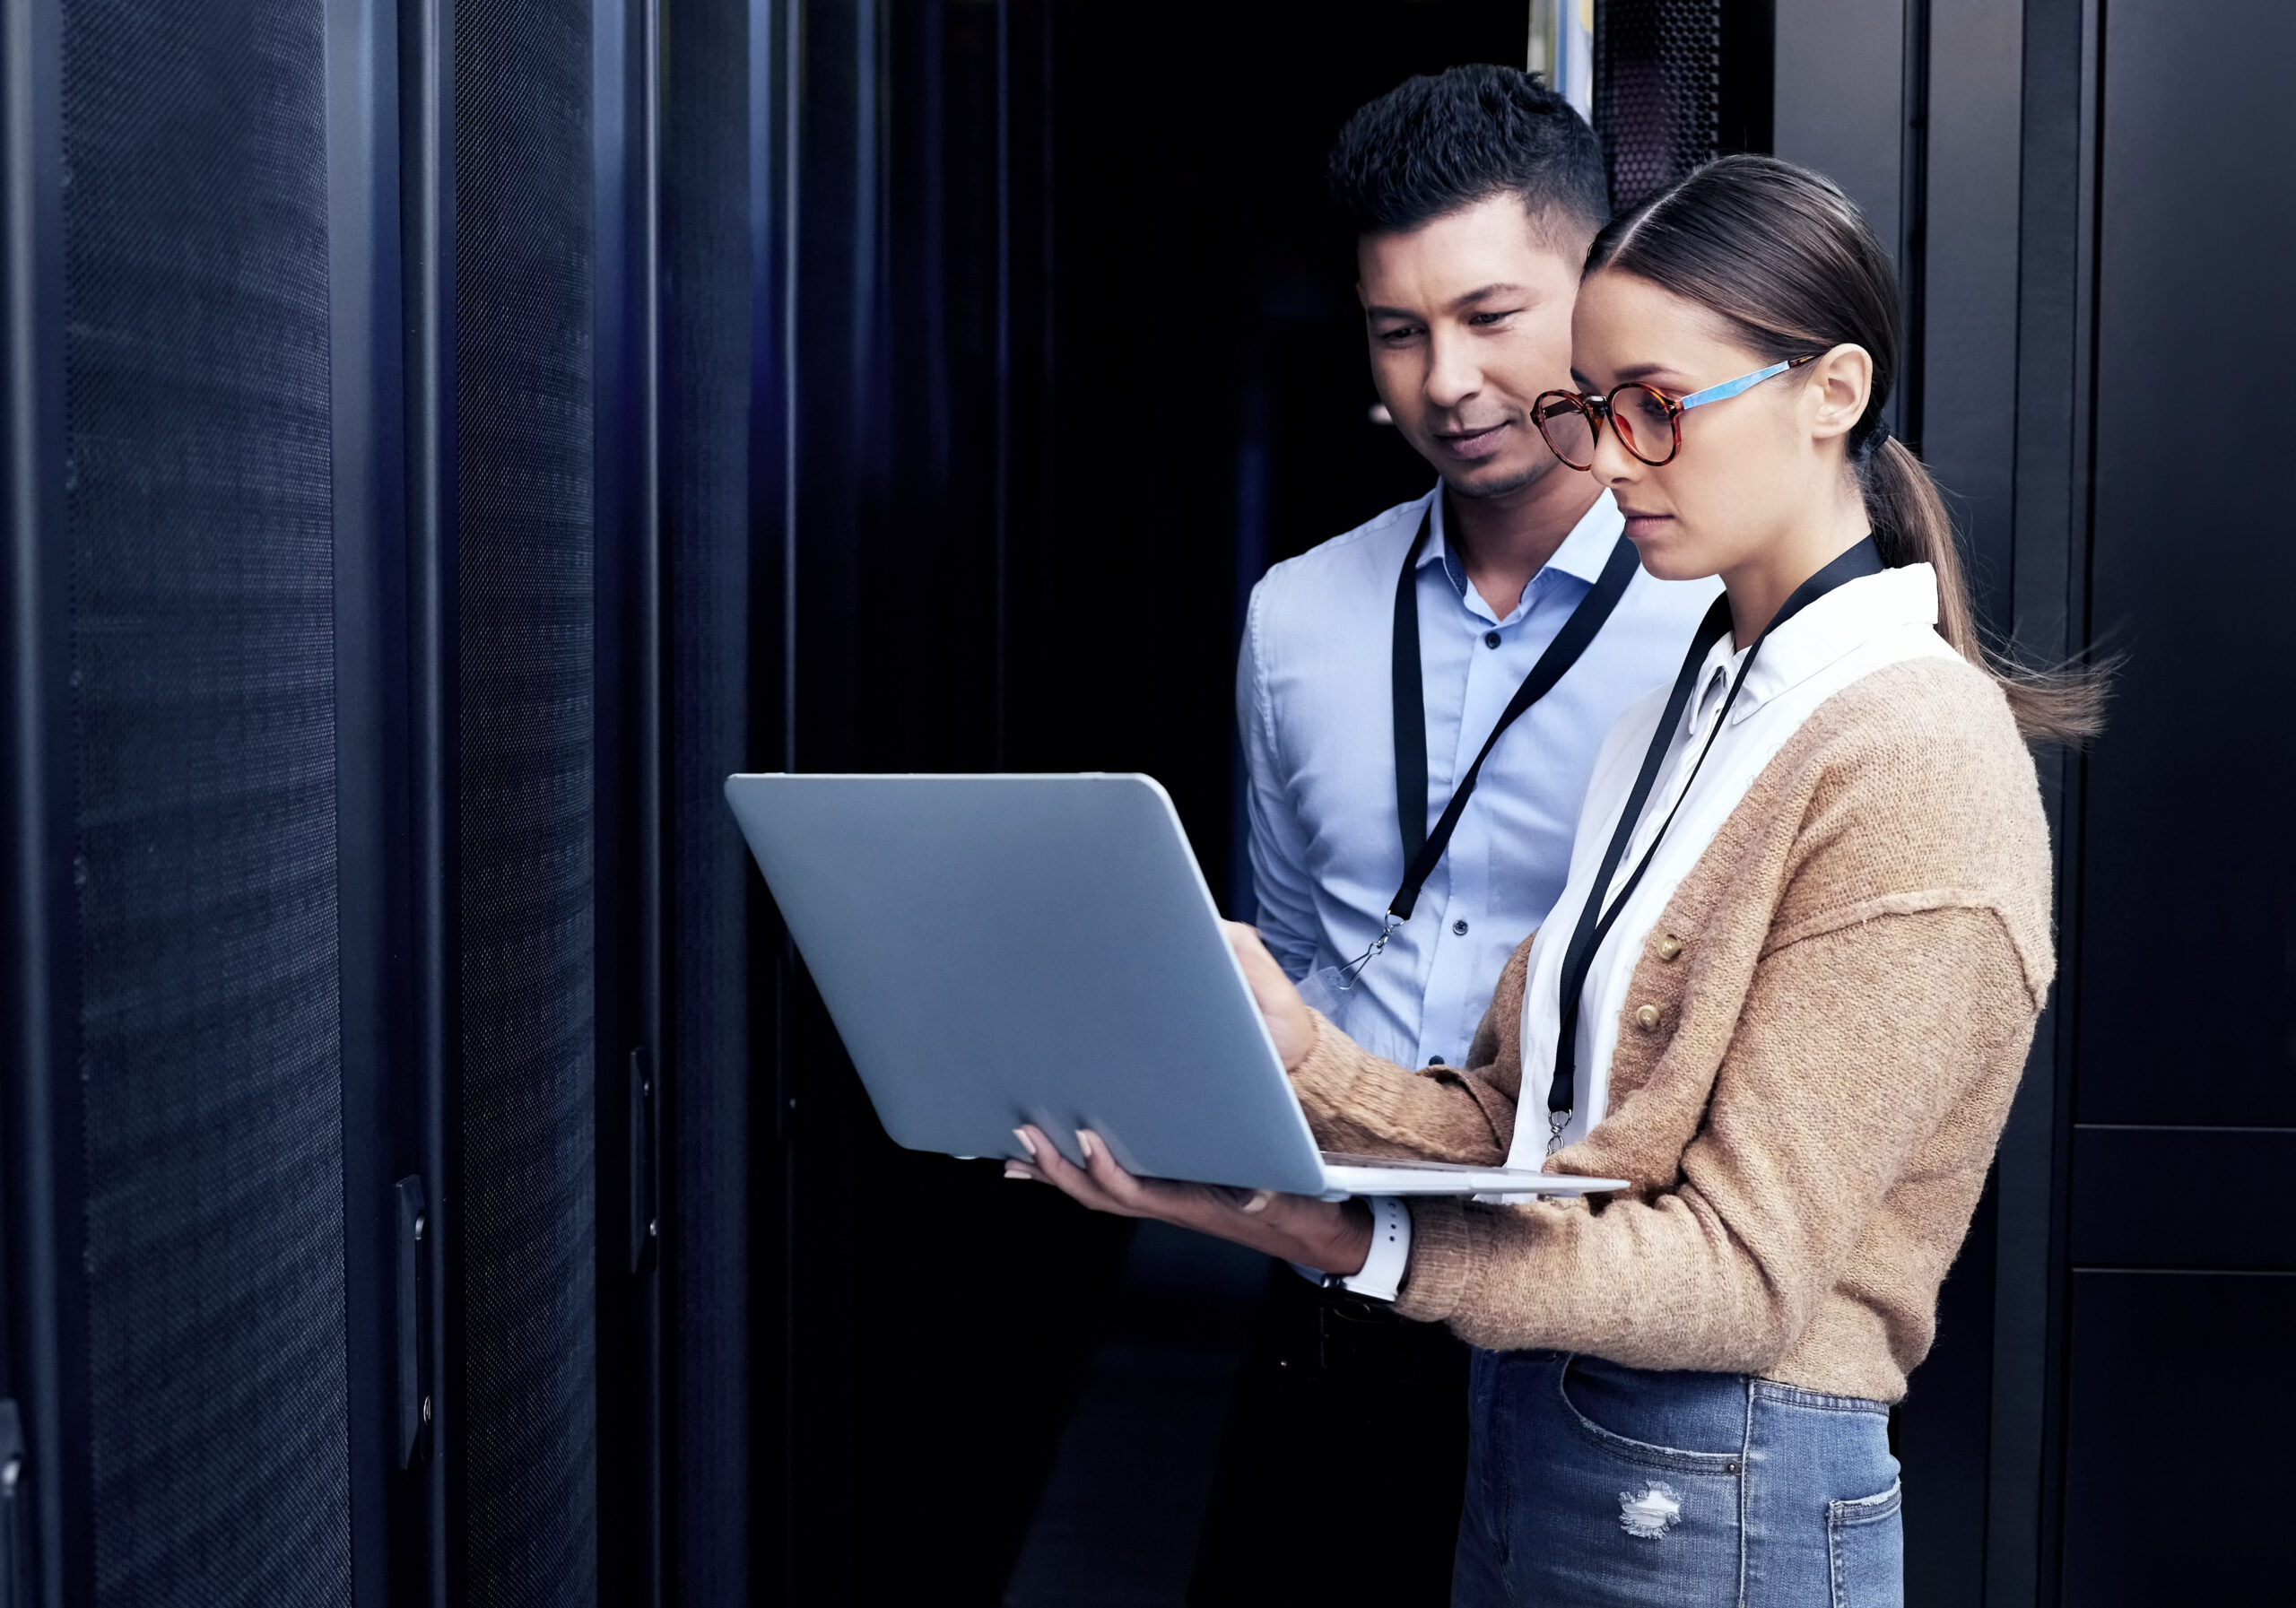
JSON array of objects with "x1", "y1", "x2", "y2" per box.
[{"x1": 1452, "y1": 1350, "x2": 1903, "y2": 1608}]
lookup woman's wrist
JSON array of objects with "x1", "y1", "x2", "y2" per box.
[
  {"x1": 1283, "y1": 1000, "x2": 1319, "y2": 1073},
  {"x1": 1323, "y1": 1196, "x2": 1375, "y2": 1276}
]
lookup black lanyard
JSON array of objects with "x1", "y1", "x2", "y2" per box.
[
  {"x1": 1541, "y1": 536, "x2": 1884, "y2": 1144},
  {"x1": 1387, "y1": 502, "x2": 1642, "y2": 926}
]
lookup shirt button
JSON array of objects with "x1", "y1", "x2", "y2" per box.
[
  {"x1": 1452, "y1": 918, "x2": 1470, "y2": 935},
  {"x1": 1633, "y1": 1003, "x2": 1664, "y2": 1032},
  {"x1": 1483, "y1": 630, "x2": 1501, "y2": 649},
  {"x1": 1428, "y1": 1055, "x2": 1446, "y2": 1066},
  {"x1": 1656, "y1": 934, "x2": 1683, "y2": 961}
]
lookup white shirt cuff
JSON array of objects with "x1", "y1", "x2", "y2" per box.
[{"x1": 1288, "y1": 1195, "x2": 1412, "y2": 1302}]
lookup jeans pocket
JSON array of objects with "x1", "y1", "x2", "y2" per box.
[
  {"x1": 1827, "y1": 1479, "x2": 1904, "y2": 1608},
  {"x1": 1554, "y1": 1356, "x2": 1745, "y2": 1476}
]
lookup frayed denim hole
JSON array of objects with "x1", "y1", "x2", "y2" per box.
[{"x1": 1618, "y1": 1480, "x2": 1684, "y2": 1539}]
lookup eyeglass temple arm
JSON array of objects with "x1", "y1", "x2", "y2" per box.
[{"x1": 1674, "y1": 355, "x2": 1813, "y2": 413}]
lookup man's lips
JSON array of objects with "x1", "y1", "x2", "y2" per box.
[{"x1": 1432, "y1": 422, "x2": 1511, "y2": 460}]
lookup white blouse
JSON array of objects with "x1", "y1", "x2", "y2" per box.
[
  {"x1": 1333, "y1": 560, "x2": 1958, "y2": 1294},
  {"x1": 1501, "y1": 561, "x2": 1958, "y2": 1172}
]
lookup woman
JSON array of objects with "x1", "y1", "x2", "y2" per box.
[{"x1": 1007, "y1": 156, "x2": 2100, "y2": 1607}]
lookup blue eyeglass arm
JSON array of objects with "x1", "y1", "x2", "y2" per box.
[{"x1": 1675, "y1": 355, "x2": 1812, "y2": 413}]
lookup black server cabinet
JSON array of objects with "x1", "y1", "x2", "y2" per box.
[
  {"x1": 2057, "y1": 1, "x2": 2294, "y2": 1601},
  {"x1": 5, "y1": 0, "x2": 357, "y2": 1600},
  {"x1": 0, "y1": 0, "x2": 735, "y2": 1600},
  {"x1": 1767, "y1": 0, "x2": 2295, "y2": 1601}
]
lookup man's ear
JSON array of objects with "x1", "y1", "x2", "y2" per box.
[{"x1": 1805, "y1": 343, "x2": 1874, "y2": 447}]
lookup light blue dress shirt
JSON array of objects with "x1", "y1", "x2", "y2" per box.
[{"x1": 1238, "y1": 484, "x2": 1719, "y2": 1072}]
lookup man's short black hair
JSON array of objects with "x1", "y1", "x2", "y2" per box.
[{"x1": 1327, "y1": 65, "x2": 1609, "y2": 248}]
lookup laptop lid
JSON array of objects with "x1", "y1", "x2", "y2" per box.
[{"x1": 724, "y1": 772, "x2": 1333, "y2": 1195}]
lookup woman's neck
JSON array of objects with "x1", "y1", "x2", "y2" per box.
[{"x1": 1720, "y1": 491, "x2": 1874, "y2": 648}]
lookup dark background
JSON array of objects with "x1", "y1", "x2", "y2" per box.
[{"x1": 1, "y1": 1, "x2": 2288, "y2": 1605}]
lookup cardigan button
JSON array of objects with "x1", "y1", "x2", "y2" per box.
[
  {"x1": 1656, "y1": 934, "x2": 1683, "y2": 961},
  {"x1": 1632, "y1": 1003, "x2": 1664, "y2": 1032}
]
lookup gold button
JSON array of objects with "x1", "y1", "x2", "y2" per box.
[
  {"x1": 1633, "y1": 1003, "x2": 1663, "y2": 1032},
  {"x1": 1656, "y1": 934, "x2": 1683, "y2": 961}
]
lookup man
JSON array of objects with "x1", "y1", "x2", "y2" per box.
[{"x1": 1188, "y1": 65, "x2": 1718, "y2": 1604}]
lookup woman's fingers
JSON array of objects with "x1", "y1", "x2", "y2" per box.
[
  {"x1": 1005, "y1": 1125, "x2": 1354, "y2": 1273},
  {"x1": 1075, "y1": 1129, "x2": 1157, "y2": 1208},
  {"x1": 1013, "y1": 1126, "x2": 1139, "y2": 1217},
  {"x1": 1222, "y1": 922, "x2": 1317, "y2": 1070},
  {"x1": 1014, "y1": 1125, "x2": 1243, "y2": 1228}
]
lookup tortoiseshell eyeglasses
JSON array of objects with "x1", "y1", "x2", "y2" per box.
[{"x1": 1531, "y1": 354, "x2": 1818, "y2": 470}]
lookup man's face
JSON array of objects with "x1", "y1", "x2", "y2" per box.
[{"x1": 1358, "y1": 195, "x2": 1586, "y2": 500}]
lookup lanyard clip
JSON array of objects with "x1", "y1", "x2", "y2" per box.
[
  {"x1": 1335, "y1": 911, "x2": 1400, "y2": 992},
  {"x1": 1544, "y1": 1107, "x2": 1573, "y2": 1159}
]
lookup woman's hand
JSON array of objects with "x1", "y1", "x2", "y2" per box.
[
  {"x1": 1223, "y1": 921, "x2": 1315, "y2": 1071},
  {"x1": 1005, "y1": 1124, "x2": 1373, "y2": 1277}
]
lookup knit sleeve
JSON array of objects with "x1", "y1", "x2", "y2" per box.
[
  {"x1": 1393, "y1": 905, "x2": 2037, "y2": 1369},
  {"x1": 1284, "y1": 934, "x2": 1534, "y2": 1167}
]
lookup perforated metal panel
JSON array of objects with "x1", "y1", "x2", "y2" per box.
[
  {"x1": 59, "y1": 0, "x2": 353, "y2": 1601},
  {"x1": 661, "y1": 0, "x2": 752, "y2": 1589},
  {"x1": 1596, "y1": 0, "x2": 1722, "y2": 212},
  {"x1": 452, "y1": 0, "x2": 599, "y2": 1599}
]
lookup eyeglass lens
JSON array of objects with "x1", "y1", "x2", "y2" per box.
[
  {"x1": 1534, "y1": 395, "x2": 1597, "y2": 469},
  {"x1": 1608, "y1": 385, "x2": 1677, "y2": 465}
]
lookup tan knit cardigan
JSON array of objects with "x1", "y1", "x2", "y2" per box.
[{"x1": 1289, "y1": 656, "x2": 2056, "y2": 1403}]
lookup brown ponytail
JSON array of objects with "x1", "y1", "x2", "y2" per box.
[
  {"x1": 1587, "y1": 155, "x2": 2109, "y2": 745},
  {"x1": 1860, "y1": 437, "x2": 2105, "y2": 743}
]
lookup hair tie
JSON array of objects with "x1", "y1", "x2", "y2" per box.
[{"x1": 1855, "y1": 423, "x2": 1891, "y2": 463}]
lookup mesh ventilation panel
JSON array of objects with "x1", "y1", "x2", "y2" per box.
[
  {"x1": 662, "y1": 0, "x2": 752, "y2": 1590},
  {"x1": 1596, "y1": 0, "x2": 1723, "y2": 213},
  {"x1": 60, "y1": 0, "x2": 353, "y2": 1601},
  {"x1": 453, "y1": 0, "x2": 599, "y2": 1600}
]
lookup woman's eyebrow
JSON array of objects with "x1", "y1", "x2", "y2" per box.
[{"x1": 1570, "y1": 360, "x2": 1690, "y2": 389}]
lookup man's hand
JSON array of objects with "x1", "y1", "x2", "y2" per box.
[
  {"x1": 1004, "y1": 1124, "x2": 1373, "y2": 1278},
  {"x1": 1223, "y1": 921, "x2": 1316, "y2": 1071}
]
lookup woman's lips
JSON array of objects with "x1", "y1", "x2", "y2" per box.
[{"x1": 1620, "y1": 511, "x2": 1673, "y2": 541}]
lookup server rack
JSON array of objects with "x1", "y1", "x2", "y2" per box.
[{"x1": 0, "y1": 0, "x2": 729, "y2": 1599}]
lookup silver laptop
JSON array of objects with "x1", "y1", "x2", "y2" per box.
[{"x1": 724, "y1": 772, "x2": 1623, "y2": 1200}]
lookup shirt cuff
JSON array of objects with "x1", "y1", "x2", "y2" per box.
[{"x1": 1287, "y1": 1195, "x2": 1411, "y2": 1302}]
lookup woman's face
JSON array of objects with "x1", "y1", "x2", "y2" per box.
[{"x1": 1566, "y1": 268, "x2": 1869, "y2": 583}]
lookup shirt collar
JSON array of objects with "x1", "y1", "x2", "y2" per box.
[
  {"x1": 1687, "y1": 561, "x2": 1941, "y2": 732},
  {"x1": 1417, "y1": 486, "x2": 1623, "y2": 611},
  {"x1": 1544, "y1": 490, "x2": 1625, "y2": 584}
]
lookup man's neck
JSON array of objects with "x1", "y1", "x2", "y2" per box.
[{"x1": 1443, "y1": 468, "x2": 1605, "y2": 618}]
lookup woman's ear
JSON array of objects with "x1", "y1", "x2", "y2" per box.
[{"x1": 1804, "y1": 343, "x2": 1874, "y2": 447}]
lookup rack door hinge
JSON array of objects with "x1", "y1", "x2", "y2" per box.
[
  {"x1": 0, "y1": 1398, "x2": 28, "y2": 1608},
  {"x1": 630, "y1": 1046, "x2": 658, "y2": 1274},
  {"x1": 394, "y1": 1177, "x2": 434, "y2": 1468}
]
